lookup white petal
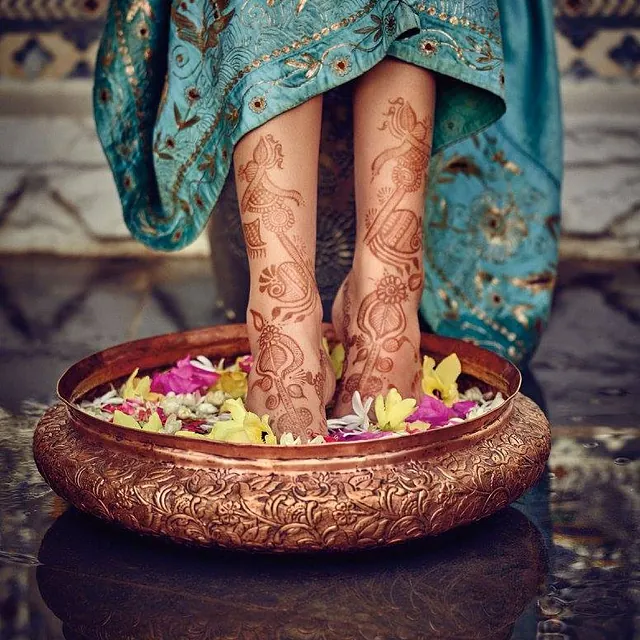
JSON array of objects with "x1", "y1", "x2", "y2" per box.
[
  {"x1": 352, "y1": 391, "x2": 364, "y2": 416},
  {"x1": 190, "y1": 359, "x2": 216, "y2": 372}
]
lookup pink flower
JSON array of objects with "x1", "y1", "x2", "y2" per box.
[
  {"x1": 407, "y1": 395, "x2": 455, "y2": 427},
  {"x1": 237, "y1": 355, "x2": 253, "y2": 373},
  {"x1": 407, "y1": 396, "x2": 479, "y2": 427},
  {"x1": 150, "y1": 356, "x2": 220, "y2": 395},
  {"x1": 104, "y1": 400, "x2": 141, "y2": 416},
  {"x1": 452, "y1": 400, "x2": 476, "y2": 418}
]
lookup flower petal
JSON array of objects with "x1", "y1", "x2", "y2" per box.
[
  {"x1": 374, "y1": 394, "x2": 386, "y2": 427},
  {"x1": 113, "y1": 409, "x2": 140, "y2": 429},
  {"x1": 435, "y1": 353, "x2": 461, "y2": 387}
]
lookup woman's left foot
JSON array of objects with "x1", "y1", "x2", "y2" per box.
[{"x1": 331, "y1": 269, "x2": 422, "y2": 417}]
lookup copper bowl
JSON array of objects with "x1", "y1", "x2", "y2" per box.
[{"x1": 33, "y1": 324, "x2": 550, "y2": 552}]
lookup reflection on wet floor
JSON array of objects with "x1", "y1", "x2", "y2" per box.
[{"x1": 0, "y1": 257, "x2": 638, "y2": 639}]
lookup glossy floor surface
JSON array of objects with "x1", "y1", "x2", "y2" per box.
[{"x1": 0, "y1": 257, "x2": 638, "y2": 640}]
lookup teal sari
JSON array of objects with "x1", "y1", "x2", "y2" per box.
[
  {"x1": 422, "y1": 1, "x2": 563, "y2": 363},
  {"x1": 94, "y1": 0, "x2": 562, "y2": 363}
]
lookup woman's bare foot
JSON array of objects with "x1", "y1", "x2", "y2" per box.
[
  {"x1": 331, "y1": 269, "x2": 422, "y2": 417},
  {"x1": 246, "y1": 303, "x2": 335, "y2": 441}
]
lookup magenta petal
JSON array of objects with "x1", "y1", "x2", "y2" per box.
[
  {"x1": 452, "y1": 400, "x2": 477, "y2": 418},
  {"x1": 407, "y1": 395, "x2": 455, "y2": 426},
  {"x1": 237, "y1": 355, "x2": 254, "y2": 373},
  {"x1": 118, "y1": 401, "x2": 140, "y2": 415},
  {"x1": 150, "y1": 355, "x2": 220, "y2": 395}
]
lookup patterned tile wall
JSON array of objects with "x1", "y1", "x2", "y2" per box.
[
  {"x1": 0, "y1": 0, "x2": 638, "y2": 81},
  {"x1": 555, "y1": 0, "x2": 640, "y2": 81},
  {"x1": 0, "y1": 0, "x2": 107, "y2": 79}
]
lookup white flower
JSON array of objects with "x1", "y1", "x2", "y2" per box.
[
  {"x1": 161, "y1": 414, "x2": 183, "y2": 434},
  {"x1": 195, "y1": 402, "x2": 217, "y2": 416},
  {"x1": 190, "y1": 355, "x2": 217, "y2": 372},
  {"x1": 465, "y1": 392, "x2": 505, "y2": 419},
  {"x1": 205, "y1": 390, "x2": 227, "y2": 407},
  {"x1": 461, "y1": 386, "x2": 484, "y2": 402},
  {"x1": 90, "y1": 388, "x2": 123, "y2": 407},
  {"x1": 280, "y1": 432, "x2": 302, "y2": 446},
  {"x1": 327, "y1": 391, "x2": 373, "y2": 432},
  {"x1": 160, "y1": 396, "x2": 182, "y2": 415},
  {"x1": 177, "y1": 406, "x2": 197, "y2": 420}
]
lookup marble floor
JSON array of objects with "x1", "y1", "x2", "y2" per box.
[{"x1": 0, "y1": 257, "x2": 638, "y2": 639}]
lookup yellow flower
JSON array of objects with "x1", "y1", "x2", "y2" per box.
[
  {"x1": 121, "y1": 368, "x2": 163, "y2": 402},
  {"x1": 264, "y1": 430, "x2": 278, "y2": 445},
  {"x1": 421, "y1": 353, "x2": 461, "y2": 406},
  {"x1": 374, "y1": 388, "x2": 416, "y2": 431},
  {"x1": 218, "y1": 370, "x2": 248, "y2": 398},
  {"x1": 112, "y1": 410, "x2": 140, "y2": 429},
  {"x1": 323, "y1": 338, "x2": 346, "y2": 380},
  {"x1": 141, "y1": 411, "x2": 163, "y2": 432},
  {"x1": 209, "y1": 398, "x2": 271, "y2": 444}
]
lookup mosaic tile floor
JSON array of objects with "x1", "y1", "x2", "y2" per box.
[{"x1": 0, "y1": 257, "x2": 638, "y2": 639}]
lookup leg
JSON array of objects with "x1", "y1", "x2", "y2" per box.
[
  {"x1": 233, "y1": 96, "x2": 335, "y2": 441},
  {"x1": 332, "y1": 59, "x2": 436, "y2": 414}
]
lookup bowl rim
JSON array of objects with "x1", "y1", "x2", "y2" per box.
[{"x1": 57, "y1": 323, "x2": 522, "y2": 460}]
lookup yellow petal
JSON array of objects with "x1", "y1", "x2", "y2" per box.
[
  {"x1": 121, "y1": 368, "x2": 140, "y2": 400},
  {"x1": 374, "y1": 394, "x2": 387, "y2": 427},
  {"x1": 385, "y1": 388, "x2": 402, "y2": 409},
  {"x1": 242, "y1": 414, "x2": 265, "y2": 443},
  {"x1": 388, "y1": 398, "x2": 417, "y2": 428},
  {"x1": 330, "y1": 343, "x2": 345, "y2": 380},
  {"x1": 421, "y1": 356, "x2": 441, "y2": 396},
  {"x1": 113, "y1": 410, "x2": 140, "y2": 429},
  {"x1": 264, "y1": 433, "x2": 278, "y2": 445},
  {"x1": 221, "y1": 398, "x2": 246, "y2": 423},
  {"x1": 142, "y1": 411, "x2": 163, "y2": 432},
  {"x1": 208, "y1": 420, "x2": 239, "y2": 440},
  {"x1": 220, "y1": 371, "x2": 248, "y2": 398},
  {"x1": 441, "y1": 385, "x2": 460, "y2": 407},
  {"x1": 136, "y1": 376, "x2": 152, "y2": 398},
  {"x1": 322, "y1": 337, "x2": 331, "y2": 356},
  {"x1": 422, "y1": 356, "x2": 436, "y2": 378},
  {"x1": 175, "y1": 430, "x2": 206, "y2": 439},
  {"x1": 223, "y1": 429, "x2": 255, "y2": 444},
  {"x1": 435, "y1": 354, "x2": 461, "y2": 388}
]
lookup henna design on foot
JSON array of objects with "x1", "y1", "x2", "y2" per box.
[
  {"x1": 364, "y1": 98, "x2": 432, "y2": 274},
  {"x1": 238, "y1": 133, "x2": 333, "y2": 438},
  {"x1": 242, "y1": 219, "x2": 267, "y2": 258},
  {"x1": 333, "y1": 97, "x2": 432, "y2": 413},
  {"x1": 239, "y1": 134, "x2": 318, "y2": 323},
  {"x1": 338, "y1": 272, "x2": 421, "y2": 403},
  {"x1": 249, "y1": 309, "x2": 315, "y2": 437}
]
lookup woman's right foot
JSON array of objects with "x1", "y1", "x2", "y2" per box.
[
  {"x1": 246, "y1": 303, "x2": 335, "y2": 441},
  {"x1": 331, "y1": 269, "x2": 422, "y2": 417}
]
